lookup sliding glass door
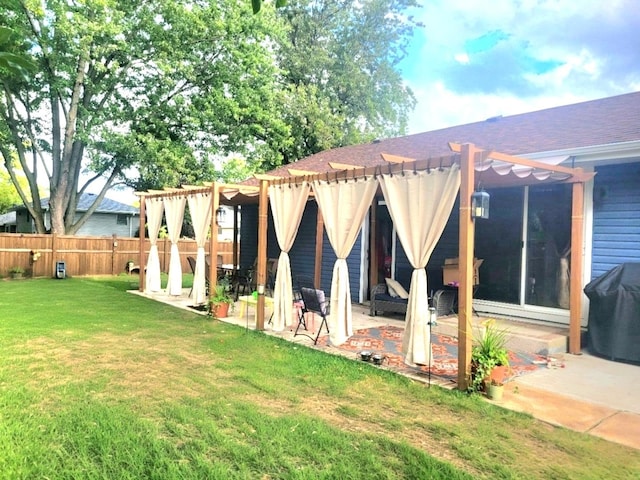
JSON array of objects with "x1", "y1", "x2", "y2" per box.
[
  {"x1": 475, "y1": 184, "x2": 571, "y2": 310},
  {"x1": 525, "y1": 184, "x2": 572, "y2": 309}
]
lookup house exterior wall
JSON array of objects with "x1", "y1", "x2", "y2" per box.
[
  {"x1": 13, "y1": 208, "x2": 138, "y2": 237},
  {"x1": 72, "y1": 212, "x2": 138, "y2": 237},
  {"x1": 240, "y1": 201, "x2": 362, "y2": 299},
  {"x1": 16, "y1": 209, "x2": 33, "y2": 233},
  {"x1": 392, "y1": 196, "x2": 461, "y2": 294},
  {"x1": 591, "y1": 162, "x2": 640, "y2": 279}
]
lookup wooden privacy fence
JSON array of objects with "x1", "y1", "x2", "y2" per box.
[{"x1": 0, "y1": 233, "x2": 235, "y2": 278}]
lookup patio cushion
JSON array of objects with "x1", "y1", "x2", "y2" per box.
[{"x1": 385, "y1": 278, "x2": 409, "y2": 299}]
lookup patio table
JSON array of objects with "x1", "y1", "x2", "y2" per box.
[{"x1": 238, "y1": 295, "x2": 274, "y2": 323}]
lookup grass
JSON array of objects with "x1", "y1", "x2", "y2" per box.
[{"x1": 1, "y1": 276, "x2": 639, "y2": 479}]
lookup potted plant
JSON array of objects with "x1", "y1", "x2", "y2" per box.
[
  {"x1": 469, "y1": 319, "x2": 510, "y2": 393},
  {"x1": 208, "y1": 276, "x2": 233, "y2": 319},
  {"x1": 9, "y1": 266, "x2": 25, "y2": 279}
]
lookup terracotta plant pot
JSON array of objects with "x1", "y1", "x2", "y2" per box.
[
  {"x1": 489, "y1": 364, "x2": 509, "y2": 385},
  {"x1": 210, "y1": 302, "x2": 230, "y2": 318}
]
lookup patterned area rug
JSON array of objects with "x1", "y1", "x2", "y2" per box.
[{"x1": 317, "y1": 325, "x2": 546, "y2": 384}]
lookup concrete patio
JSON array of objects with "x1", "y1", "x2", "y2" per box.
[{"x1": 131, "y1": 289, "x2": 640, "y2": 451}]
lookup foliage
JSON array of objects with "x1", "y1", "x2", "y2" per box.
[
  {"x1": 1, "y1": 276, "x2": 639, "y2": 479},
  {"x1": 251, "y1": 0, "x2": 287, "y2": 14},
  {"x1": 469, "y1": 319, "x2": 510, "y2": 393},
  {"x1": 209, "y1": 275, "x2": 234, "y2": 305},
  {"x1": 8, "y1": 265, "x2": 24, "y2": 274},
  {"x1": 0, "y1": 168, "x2": 27, "y2": 213},
  {"x1": 0, "y1": 26, "x2": 35, "y2": 80},
  {"x1": 0, "y1": 0, "x2": 289, "y2": 234},
  {"x1": 275, "y1": 0, "x2": 420, "y2": 163}
]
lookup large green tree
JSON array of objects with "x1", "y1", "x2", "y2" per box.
[
  {"x1": 275, "y1": 0, "x2": 420, "y2": 162},
  {"x1": 0, "y1": 0, "x2": 289, "y2": 234}
]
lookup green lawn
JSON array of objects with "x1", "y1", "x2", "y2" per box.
[{"x1": 1, "y1": 276, "x2": 639, "y2": 479}]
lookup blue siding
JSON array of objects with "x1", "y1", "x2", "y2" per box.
[
  {"x1": 591, "y1": 162, "x2": 640, "y2": 279},
  {"x1": 290, "y1": 202, "x2": 322, "y2": 282},
  {"x1": 239, "y1": 205, "x2": 259, "y2": 269},
  {"x1": 240, "y1": 201, "x2": 361, "y2": 299},
  {"x1": 394, "y1": 196, "x2": 461, "y2": 293}
]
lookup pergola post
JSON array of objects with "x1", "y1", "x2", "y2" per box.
[
  {"x1": 314, "y1": 205, "x2": 324, "y2": 288},
  {"x1": 369, "y1": 202, "x2": 378, "y2": 296},
  {"x1": 138, "y1": 195, "x2": 146, "y2": 292},
  {"x1": 209, "y1": 183, "x2": 220, "y2": 295},
  {"x1": 569, "y1": 179, "x2": 585, "y2": 354},
  {"x1": 457, "y1": 143, "x2": 476, "y2": 391},
  {"x1": 256, "y1": 179, "x2": 269, "y2": 330}
]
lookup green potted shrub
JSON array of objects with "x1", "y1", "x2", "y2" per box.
[
  {"x1": 9, "y1": 266, "x2": 25, "y2": 279},
  {"x1": 208, "y1": 276, "x2": 234, "y2": 319},
  {"x1": 469, "y1": 319, "x2": 510, "y2": 393}
]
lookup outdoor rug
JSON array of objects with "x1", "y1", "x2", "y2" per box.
[{"x1": 317, "y1": 325, "x2": 547, "y2": 384}]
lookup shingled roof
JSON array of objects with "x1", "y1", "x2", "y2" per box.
[
  {"x1": 39, "y1": 193, "x2": 138, "y2": 214},
  {"x1": 265, "y1": 91, "x2": 640, "y2": 179}
]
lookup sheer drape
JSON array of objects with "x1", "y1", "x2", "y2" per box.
[
  {"x1": 269, "y1": 182, "x2": 311, "y2": 331},
  {"x1": 187, "y1": 192, "x2": 212, "y2": 304},
  {"x1": 163, "y1": 196, "x2": 186, "y2": 296},
  {"x1": 312, "y1": 177, "x2": 378, "y2": 345},
  {"x1": 144, "y1": 197, "x2": 164, "y2": 293},
  {"x1": 379, "y1": 166, "x2": 460, "y2": 366}
]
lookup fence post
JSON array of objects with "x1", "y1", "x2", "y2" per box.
[
  {"x1": 51, "y1": 233, "x2": 57, "y2": 279},
  {"x1": 111, "y1": 234, "x2": 117, "y2": 275}
]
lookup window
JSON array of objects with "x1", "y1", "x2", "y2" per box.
[{"x1": 116, "y1": 214, "x2": 128, "y2": 225}]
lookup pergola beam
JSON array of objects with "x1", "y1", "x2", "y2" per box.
[
  {"x1": 328, "y1": 162, "x2": 361, "y2": 170},
  {"x1": 380, "y1": 153, "x2": 416, "y2": 164}
]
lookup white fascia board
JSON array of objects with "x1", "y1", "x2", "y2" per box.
[{"x1": 521, "y1": 140, "x2": 640, "y2": 165}]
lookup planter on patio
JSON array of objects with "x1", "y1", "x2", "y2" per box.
[{"x1": 487, "y1": 381, "x2": 504, "y2": 401}]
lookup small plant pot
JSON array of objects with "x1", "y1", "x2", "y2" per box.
[
  {"x1": 210, "y1": 302, "x2": 230, "y2": 319},
  {"x1": 487, "y1": 382, "x2": 504, "y2": 401},
  {"x1": 10, "y1": 272, "x2": 24, "y2": 279}
]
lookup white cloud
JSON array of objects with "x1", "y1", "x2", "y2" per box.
[
  {"x1": 454, "y1": 53, "x2": 470, "y2": 64},
  {"x1": 400, "y1": 0, "x2": 640, "y2": 134}
]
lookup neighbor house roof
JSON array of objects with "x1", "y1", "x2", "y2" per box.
[
  {"x1": 25, "y1": 193, "x2": 138, "y2": 215},
  {"x1": 263, "y1": 91, "x2": 640, "y2": 179}
]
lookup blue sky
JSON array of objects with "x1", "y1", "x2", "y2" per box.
[{"x1": 399, "y1": 0, "x2": 640, "y2": 134}]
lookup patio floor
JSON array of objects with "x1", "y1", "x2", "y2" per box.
[{"x1": 131, "y1": 288, "x2": 640, "y2": 450}]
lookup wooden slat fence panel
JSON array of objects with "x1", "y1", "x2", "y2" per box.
[{"x1": 0, "y1": 233, "x2": 235, "y2": 278}]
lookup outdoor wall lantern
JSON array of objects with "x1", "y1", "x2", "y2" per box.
[
  {"x1": 471, "y1": 190, "x2": 490, "y2": 219},
  {"x1": 216, "y1": 206, "x2": 226, "y2": 225}
]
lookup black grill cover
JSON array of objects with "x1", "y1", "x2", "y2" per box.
[{"x1": 584, "y1": 263, "x2": 640, "y2": 363}]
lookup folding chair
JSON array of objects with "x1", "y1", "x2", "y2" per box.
[
  {"x1": 295, "y1": 286, "x2": 330, "y2": 344},
  {"x1": 292, "y1": 275, "x2": 314, "y2": 325}
]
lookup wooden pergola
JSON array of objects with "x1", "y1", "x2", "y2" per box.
[{"x1": 135, "y1": 143, "x2": 594, "y2": 391}]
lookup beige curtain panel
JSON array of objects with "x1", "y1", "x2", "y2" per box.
[
  {"x1": 187, "y1": 192, "x2": 212, "y2": 305},
  {"x1": 163, "y1": 195, "x2": 186, "y2": 296},
  {"x1": 144, "y1": 197, "x2": 164, "y2": 293},
  {"x1": 379, "y1": 166, "x2": 461, "y2": 366},
  {"x1": 312, "y1": 176, "x2": 378, "y2": 345},
  {"x1": 269, "y1": 182, "x2": 311, "y2": 331}
]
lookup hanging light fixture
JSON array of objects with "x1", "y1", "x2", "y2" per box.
[
  {"x1": 471, "y1": 190, "x2": 490, "y2": 219},
  {"x1": 216, "y1": 206, "x2": 226, "y2": 225}
]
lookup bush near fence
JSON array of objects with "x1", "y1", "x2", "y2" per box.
[{"x1": 0, "y1": 233, "x2": 235, "y2": 278}]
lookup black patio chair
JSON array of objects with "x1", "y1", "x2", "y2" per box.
[
  {"x1": 232, "y1": 267, "x2": 253, "y2": 301},
  {"x1": 294, "y1": 286, "x2": 330, "y2": 345}
]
